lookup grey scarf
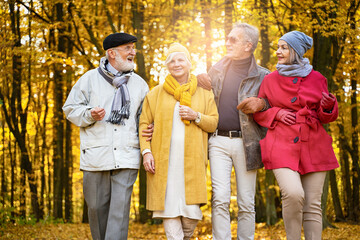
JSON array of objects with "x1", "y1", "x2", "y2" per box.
[
  {"x1": 276, "y1": 58, "x2": 313, "y2": 77},
  {"x1": 98, "y1": 57, "x2": 132, "y2": 125}
]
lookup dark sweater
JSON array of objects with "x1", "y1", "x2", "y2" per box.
[{"x1": 217, "y1": 57, "x2": 251, "y2": 131}]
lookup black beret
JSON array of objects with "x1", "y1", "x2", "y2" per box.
[{"x1": 103, "y1": 33, "x2": 137, "y2": 50}]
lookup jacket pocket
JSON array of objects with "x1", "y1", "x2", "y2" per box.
[
  {"x1": 310, "y1": 132, "x2": 333, "y2": 165},
  {"x1": 80, "y1": 145, "x2": 113, "y2": 169},
  {"x1": 81, "y1": 139, "x2": 111, "y2": 150}
]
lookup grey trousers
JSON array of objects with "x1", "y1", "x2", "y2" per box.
[{"x1": 83, "y1": 169, "x2": 138, "y2": 240}]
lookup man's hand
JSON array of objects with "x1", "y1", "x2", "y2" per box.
[
  {"x1": 143, "y1": 152, "x2": 155, "y2": 174},
  {"x1": 91, "y1": 107, "x2": 106, "y2": 121},
  {"x1": 142, "y1": 123, "x2": 154, "y2": 142},
  {"x1": 320, "y1": 92, "x2": 335, "y2": 111},
  {"x1": 237, "y1": 97, "x2": 265, "y2": 114},
  {"x1": 275, "y1": 109, "x2": 296, "y2": 126},
  {"x1": 196, "y1": 73, "x2": 212, "y2": 91}
]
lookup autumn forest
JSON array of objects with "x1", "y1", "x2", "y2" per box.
[{"x1": 0, "y1": 0, "x2": 360, "y2": 239}]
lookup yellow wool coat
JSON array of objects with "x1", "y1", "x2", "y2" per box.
[{"x1": 139, "y1": 84, "x2": 218, "y2": 211}]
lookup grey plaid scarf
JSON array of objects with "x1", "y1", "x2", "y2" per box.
[{"x1": 98, "y1": 57, "x2": 132, "y2": 125}]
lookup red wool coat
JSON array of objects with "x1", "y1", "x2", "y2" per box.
[{"x1": 254, "y1": 70, "x2": 339, "y2": 174}]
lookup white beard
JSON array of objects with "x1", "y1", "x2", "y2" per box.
[{"x1": 114, "y1": 54, "x2": 135, "y2": 72}]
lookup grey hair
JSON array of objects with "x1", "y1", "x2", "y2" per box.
[
  {"x1": 233, "y1": 22, "x2": 259, "y2": 52},
  {"x1": 165, "y1": 52, "x2": 192, "y2": 69},
  {"x1": 289, "y1": 47, "x2": 307, "y2": 66}
]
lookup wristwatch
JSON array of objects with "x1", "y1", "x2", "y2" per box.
[{"x1": 195, "y1": 112, "x2": 201, "y2": 124}]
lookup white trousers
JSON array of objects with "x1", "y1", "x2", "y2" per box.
[
  {"x1": 209, "y1": 135, "x2": 257, "y2": 240},
  {"x1": 163, "y1": 217, "x2": 198, "y2": 240},
  {"x1": 273, "y1": 168, "x2": 326, "y2": 240}
]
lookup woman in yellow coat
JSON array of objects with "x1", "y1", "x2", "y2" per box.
[{"x1": 139, "y1": 43, "x2": 218, "y2": 240}]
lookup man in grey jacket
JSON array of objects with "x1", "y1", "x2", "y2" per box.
[
  {"x1": 198, "y1": 23, "x2": 270, "y2": 240},
  {"x1": 63, "y1": 33, "x2": 149, "y2": 240}
]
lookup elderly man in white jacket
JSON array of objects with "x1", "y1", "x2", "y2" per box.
[{"x1": 63, "y1": 32, "x2": 149, "y2": 240}]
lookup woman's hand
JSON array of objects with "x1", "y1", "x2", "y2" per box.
[
  {"x1": 275, "y1": 109, "x2": 296, "y2": 125},
  {"x1": 143, "y1": 152, "x2": 155, "y2": 174},
  {"x1": 179, "y1": 105, "x2": 197, "y2": 120},
  {"x1": 320, "y1": 92, "x2": 335, "y2": 111},
  {"x1": 142, "y1": 123, "x2": 154, "y2": 142}
]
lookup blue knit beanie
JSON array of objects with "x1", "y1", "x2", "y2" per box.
[{"x1": 279, "y1": 31, "x2": 313, "y2": 58}]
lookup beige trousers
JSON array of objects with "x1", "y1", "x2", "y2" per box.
[
  {"x1": 163, "y1": 217, "x2": 198, "y2": 240},
  {"x1": 273, "y1": 168, "x2": 326, "y2": 240}
]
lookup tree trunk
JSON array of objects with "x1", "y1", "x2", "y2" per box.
[
  {"x1": 311, "y1": 4, "x2": 342, "y2": 228},
  {"x1": 64, "y1": 28, "x2": 74, "y2": 221},
  {"x1": 321, "y1": 172, "x2": 335, "y2": 229},
  {"x1": 258, "y1": 0, "x2": 277, "y2": 225},
  {"x1": 312, "y1": 33, "x2": 333, "y2": 80},
  {"x1": 329, "y1": 169, "x2": 345, "y2": 221},
  {"x1": 34, "y1": 121, "x2": 44, "y2": 217},
  {"x1": 259, "y1": 0, "x2": 270, "y2": 69},
  {"x1": 5, "y1": 0, "x2": 41, "y2": 220},
  {"x1": 64, "y1": 118, "x2": 72, "y2": 222},
  {"x1": 255, "y1": 176, "x2": 266, "y2": 223},
  {"x1": 20, "y1": 169, "x2": 26, "y2": 218},
  {"x1": 116, "y1": 0, "x2": 125, "y2": 31},
  {"x1": 349, "y1": 1, "x2": 359, "y2": 221},
  {"x1": 338, "y1": 122, "x2": 353, "y2": 219},
  {"x1": 52, "y1": 2, "x2": 66, "y2": 220},
  {"x1": 201, "y1": 0, "x2": 212, "y2": 71},
  {"x1": 132, "y1": 0, "x2": 152, "y2": 223},
  {"x1": 265, "y1": 171, "x2": 277, "y2": 225},
  {"x1": 224, "y1": 0, "x2": 233, "y2": 37},
  {"x1": 101, "y1": 0, "x2": 117, "y2": 33},
  {"x1": 132, "y1": 1, "x2": 147, "y2": 82},
  {"x1": 10, "y1": 133, "x2": 15, "y2": 222},
  {"x1": 1, "y1": 123, "x2": 6, "y2": 206}
]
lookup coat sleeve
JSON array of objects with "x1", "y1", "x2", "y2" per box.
[
  {"x1": 253, "y1": 79, "x2": 281, "y2": 129},
  {"x1": 196, "y1": 89, "x2": 219, "y2": 133},
  {"x1": 139, "y1": 94, "x2": 154, "y2": 153},
  {"x1": 317, "y1": 76, "x2": 338, "y2": 124},
  {"x1": 62, "y1": 77, "x2": 96, "y2": 128},
  {"x1": 135, "y1": 83, "x2": 150, "y2": 129}
]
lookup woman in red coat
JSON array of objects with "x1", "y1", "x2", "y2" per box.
[{"x1": 254, "y1": 31, "x2": 339, "y2": 240}]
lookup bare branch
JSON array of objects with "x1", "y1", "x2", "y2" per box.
[{"x1": 16, "y1": 0, "x2": 51, "y2": 24}]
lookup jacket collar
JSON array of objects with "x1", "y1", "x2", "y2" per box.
[{"x1": 212, "y1": 54, "x2": 260, "y2": 79}]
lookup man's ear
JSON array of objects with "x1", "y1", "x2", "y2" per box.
[
  {"x1": 107, "y1": 49, "x2": 116, "y2": 59},
  {"x1": 245, "y1": 42, "x2": 253, "y2": 52}
]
